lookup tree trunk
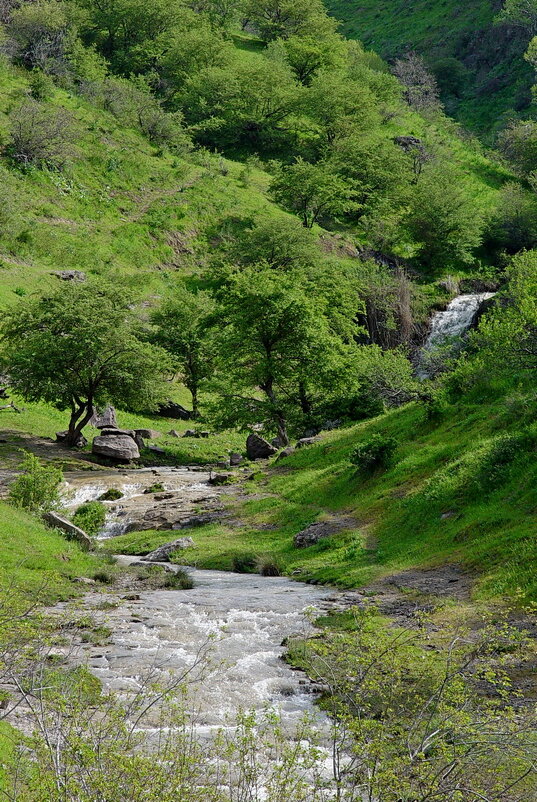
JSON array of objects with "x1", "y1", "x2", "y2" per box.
[
  {"x1": 261, "y1": 378, "x2": 289, "y2": 446},
  {"x1": 66, "y1": 399, "x2": 94, "y2": 447},
  {"x1": 191, "y1": 386, "x2": 199, "y2": 420}
]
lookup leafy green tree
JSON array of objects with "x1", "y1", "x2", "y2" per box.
[
  {"x1": 210, "y1": 267, "x2": 353, "y2": 442},
  {"x1": 242, "y1": 0, "x2": 337, "y2": 42},
  {"x1": 282, "y1": 32, "x2": 346, "y2": 85},
  {"x1": 7, "y1": 0, "x2": 76, "y2": 72},
  {"x1": 497, "y1": 0, "x2": 537, "y2": 34},
  {"x1": 228, "y1": 215, "x2": 321, "y2": 270},
  {"x1": 270, "y1": 158, "x2": 357, "y2": 228},
  {"x1": 497, "y1": 120, "x2": 537, "y2": 175},
  {"x1": 180, "y1": 56, "x2": 301, "y2": 149},
  {"x1": 405, "y1": 163, "x2": 483, "y2": 271},
  {"x1": 486, "y1": 181, "x2": 537, "y2": 253},
  {"x1": 305, "y1": 71, "x2": 379, "y2": 147},
  {"x1": 0, "y1": 280, "x2": 171, "y2": 447},
  {"x1": 151, "y1": 287, "x2": 215, "y2": 418}
]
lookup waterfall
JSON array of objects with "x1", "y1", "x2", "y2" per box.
[{"x1": 418, "y1": 293, "x2": 495, "y2": 378}]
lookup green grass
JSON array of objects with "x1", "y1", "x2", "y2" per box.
[
  {"x1": 106, "y1": 390, "x2": 537, "y2": 602},
  {"x1": 325, "y1": 0, "x2": 534, "y2": 135},
  {"x1": 0, "y1": 501, "x2": 108, "y2": 600}
]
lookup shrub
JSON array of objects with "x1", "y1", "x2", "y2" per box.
[
  {"x1": 256, "y1": 556, "x2": 282, "y2": 577},
  {"x1": 144, "y1": 483, "x2": 165, "y2": 494},
  {"x1": 8, "y1": 451, "x2": 63, "y2": 514},
  {"x1": 163, "y1": 569, "x2": 194, "y2": 590},
  {"x1": 8, "y1": 99, "x2": 78, "y2": 168},
  {"x1": 232, "y1": 553, "x2": 257, "y2": 573},
  {"x1": 98, "y1": 488, "x2": 123, "y2": 501},
  {"x1": 72, "y1": 501, "x2": 106, "y2": 536},
  {"x1": 29, "y1": 69, "x2": 54, "y2": 100},
  {"x1": 350, "y1": 433, "x2": 398, "y2": 473}
]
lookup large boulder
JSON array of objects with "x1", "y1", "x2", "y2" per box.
[
  {"x1": 92, "y1": 434, "x2": 140, "y2": 461},
  {"x1": 294, "y1": 517, "x2": 355, "y2": 548},
  {"x1": 52, "y1": 270, "x2": 86, "y2": 282},
  {"x1": 157, "y1": 401, "x2": 192, "y2": 420},
  {"x1": 246, "y1": 433, "x2": 277, "y2": 460},
  {"x1": 43, "y1": 511, "x2": 92, "y2": 550},
  {"x1": 141, "y1": 537, "x2": 195, "y2": 562}
]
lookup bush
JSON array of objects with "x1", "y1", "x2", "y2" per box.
[
  {"x1": 8, "y1": 99, "x2": 78, "y2": 168},
  {"x1": 350, "y1": 433, "x2": 398, "y2": 473},
  {"x1": 232, "y1": 553, "x2": 257, "y2": 573},
  {"x1": 72, "y1": 501, "x2": 106, "y2": 537},
  {"x1": 98, "y1": 488, "x2": 123, "y2": 501},
  {"x1": 8, "y1": 451, "x2": 63, "y2": 514},
  {"x1": 256, "y1": 556, "x2": 282, "y2": 577},
  {"x1": 144, "y1": 483, "x2": 165, "y2": 494},
  {"x1": 163, "y1": 569, "x2": 194, "y2": 590}
]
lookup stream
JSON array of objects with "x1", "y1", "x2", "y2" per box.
[{"x1": 60, "y1": 469, "x2": 340, "y2": 742}]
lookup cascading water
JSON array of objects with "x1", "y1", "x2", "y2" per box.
[{"x1": 418, "y1": 293, "x2": 495, "y2": 378}]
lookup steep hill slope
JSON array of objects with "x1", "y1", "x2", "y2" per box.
[{"x1": 325, "y1": 0, "x2": 534, "y2": 135}]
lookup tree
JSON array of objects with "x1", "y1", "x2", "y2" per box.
[
  {"x1": 0, "y1": 280, "x2": 171, "y2": 447},
  {"x1": 282, "y1": 32, "x2": 346, "y2": 85},
  {"x1": 210, "y1": 267, "x2": 352, "y2": 442},
  {"x1": 228, "y1": 215, "x2": 321, "y2": 270},
  {"x1": 270, "y1": 158, "x2": 357, "y2": 228},
  {"x1": 405, "y1": 163, "x2": 483, "y2": 271},
  {"x1": 393, "y1": 52, "x2": 441, "y2": 113},
  {"x1": 498, "y1": 120, "x2": 537, "y2": 175},
  {"x1": 306, "y1": 70, "x2": 379, "y2": 147},
  {"x1": 242, "y1": 0, "x2": 337, "y2": 43},
  {"x1": 497, "y1": 0, "x2": 537, "y2": 35},
  {"x1": 151, "y1": 287, "x2": 215, "y2": 418},
  {"x1": 486, "y1": 181, "x2": 537, "y2": 253},
  {"x1": 6, "y1": 0, "x2": 75, "y2": 72}
]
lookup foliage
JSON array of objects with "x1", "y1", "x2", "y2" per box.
[
  {"x1": 350, "y1": 433, "x2": 398, "y2": 473},
  {"x1": 497, "y1": 0, "x2": 537, "y2": 34},
  {"x1": 0, "y1": 279, "x2": 172, "y2": 446},
  {"x1": 270, "y1": 158, "x2": 357, "y2": 228},
  {"x1": 8, "y1": 451, "x2": 62, "y2": 515},
  {"x1": 72, "y1": 500, "x2": 106, "y2": 536},
  {"x1": 7, "y1": 99, "x2": 78, "y2": 168}
]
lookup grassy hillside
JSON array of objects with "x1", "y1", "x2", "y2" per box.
[
  {"x1": 107, "y1": 384, "x2": 537, "y2": 603},
  {"x1": 325, "y1": 0, "x2": 534, "y2": 135}
]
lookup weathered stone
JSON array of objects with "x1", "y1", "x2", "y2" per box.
[
  {"x1": 157, "y1": 400, "x2": 192, "y2": 420},
  {"x1": 148, "y1": 445, "x2": 166, "y2": 456},
  {"x1": 43, "y1": 511, "x2": 92, "y2": 550},
  {"x1": 209, "y1": 473, "x2": 232, "y2": 486},
  {"x1": 296, "y1": 437, "x2": 321, "y2": 448},
  {"x1": 55, "y1": 430, "x2": 87, "y2": 448},
  {"x1": 168, "y1": 430, "x2": 182, "y2": 438},
  {"x1": 216, "y1": 461, "x2": 230, "y2": 469},
  {"x1": 90, "y1": 406, "x2": 117, "y2": 429},
  {"x1": 142, "y1": 537, "x2": 195, "y2": 562},
  {"x1": 172, "y1": 514, "x2": 216, "y2": 530},
  {"x1": 246, "y1": 433, "x2": 277, "y2": 460},
  {"x1": 135, "y1": 428, "x2": 162, "y2": 440},
  {"x1": 183, "y1": 429, "x2": 197, "y2": 438},
  {"x1": 99, "y1": 426, "x2": 136, "y2": 438},
  {"x1": 293, "y1": 518, "x2": 354, "y2": 548},
  {"x1": 230, "y1": 453, "x2": 243, "y2": 466},
  {"x1": 199, "y1": 431, "x2": 210, "y2": 438},
  {"x1": 277, "y1": 446, "x2": 295, "y2": 460},
  {"x1": 52, "y1": 270, "x2": 86, "y2": 282},
  {"x1": 92, "y1": 434, "x2": 140, "y2": 461},
  {"x1": 271, "y1": 436, "x2": 287, "y2": 448}
]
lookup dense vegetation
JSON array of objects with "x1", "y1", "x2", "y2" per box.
[{"x1": 0, "y1": 0, "x2": 536, "y2": 798}]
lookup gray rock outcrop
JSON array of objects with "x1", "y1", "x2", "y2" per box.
[
  {"x1": 142, "y1": 537, "x2": 195, "y2": 562},
  {"x1": 92, "y1": 434, "x2": 140, "y2": 461},
  {"x1": 246, "y1": 433, "x2": 277, "y2": 460},
  {"x1": 43, "y1": 511, "x2": 92, "y2": 550}
]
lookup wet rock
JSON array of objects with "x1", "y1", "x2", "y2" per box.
[
  {"x1": 142, "y1": 537, "x2": 195, "y2": 562},
  {"x1": 209, "y1": 473, "x2": 232, "y2": 486},
  {"x1": 154, "y1": 493, "x2": 175, "y2": 501},
  {"x1": 92, "y1": 434, "x2": 140, "y2": 462},
  {"x1": 43, "y1": 511, "x2": 92, "y2": 550},
  {"x1": 157, "y1": 400, "x2": 192, "y2": 420},
  {"x1": 246, "y1": 433, "x2": 277, "y2": 460},
  {"x1": 135, "y1": 428, "x2": 162, "y2": 440}
]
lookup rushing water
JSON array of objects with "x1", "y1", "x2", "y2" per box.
[
  {"x1": 418, "y1": 293, "x2": 495, "y2": 378},
  {"x1": 59, "y1": 472, "x2": 342, "y2": 744}
]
